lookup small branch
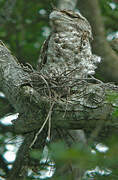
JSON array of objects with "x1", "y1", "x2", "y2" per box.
[{"x1": 29, "y1": 102, "x2": 55, "y2": 148}]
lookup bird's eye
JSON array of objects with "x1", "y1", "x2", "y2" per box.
[
  {"x1": 66, "y1": 13, "x2": 78, "y2": 18},
  {"x1": 62, "y1": 10, "x2": 78, "y2": 18},
  {"x1": 67, "y1": 14, "x2": 78, "y2": 18},
  {"x1": 72, "y1": 16, "x2": 79, "y2": 18}
]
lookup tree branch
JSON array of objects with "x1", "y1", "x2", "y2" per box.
[{"x1": 0, "y1": 2, "x2": 118, "y2": 178}]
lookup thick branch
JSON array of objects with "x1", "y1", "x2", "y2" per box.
[
  {"x1": 0, "y1": 9, "x2": 118, "y2": 143},
  {"x1": 0, "y1": 3, "x2": 118, "y2": 178},
  {"x1": 0, "y1": 42, "x2": 43, "y2": 133},
  {"x1": 1, "y1": 39, "x2": 118, "y2": 180},
  {"x1": 0, "y1": 18, "x2": 118, "y2": 136}
]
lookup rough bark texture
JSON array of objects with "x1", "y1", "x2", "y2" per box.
[
  {"x1": 78, "y1": 0, "x2": 118, "y2": 83},
  {"x1": 0, "y1": 24, "x2": 118, "y2": 180},
  {"x1": 0, "y1": 0, "x2": 118, "y2": 179},
  {"x1": 1, "y1": 42, "x2": 117, "y2": 135}
]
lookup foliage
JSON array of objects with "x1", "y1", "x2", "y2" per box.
[
  {"x1": 0, "y1": 0, "x2": 52, "y2": 67},
  {"x1": 106, "y1": 91, "x2": 118, "y2": 117},
  {"x1": 29, "y1": 139, "x2": 118, "y2": 179},
  {"x1": 0, "y1": 0, "x2": 118, "y2": 179},
  {"x1": 100, "y1": 0, "x2": 118, "y2": 33}
]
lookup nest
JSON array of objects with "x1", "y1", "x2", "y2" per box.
[{"x1": 23, "y1": 63, "x2": 107, "y2": 109}]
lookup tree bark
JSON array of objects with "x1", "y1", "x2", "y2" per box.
[
  {"x1": 0, "y1": 20, "x2": 116, "y2": 180},
  {"x1": 0, "y1": 44, "x2": 117, "y2": 134},
  {"x1": 1, "y1": 0, "x2": 118, "y2": 179},
  {"x1": 0, "y1": 47, "x2": 118, "y2": 179},
  {"x1": 0, "y1": 29, "x2": 118, "y2": 180},
  {"x1": 78, "y1": 0, "x2": 118, "y2": 83}
]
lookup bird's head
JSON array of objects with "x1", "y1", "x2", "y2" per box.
[{"x1": 49, "y1": 9, "x2": 92, "y2": 39}]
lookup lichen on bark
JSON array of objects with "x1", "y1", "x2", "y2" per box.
[{"x1": 0, "y1": 2, "x2": 118, "y2": 179}]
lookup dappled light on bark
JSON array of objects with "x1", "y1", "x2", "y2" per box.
[{"x1": 0, "y1": 0, "x2": 118, "y2": 179}]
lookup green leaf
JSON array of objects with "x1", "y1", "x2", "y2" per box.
[{"x1": 106, "y1": 91, "x2": 118, "y2": 102}]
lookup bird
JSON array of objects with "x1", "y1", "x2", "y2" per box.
[{"x1": 37, "y1": 9, "x2": 101, "y2": 79}]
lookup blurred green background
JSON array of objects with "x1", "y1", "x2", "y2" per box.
[{"x1": 0, "y1": 0, "x2": 118, "y2": 179}]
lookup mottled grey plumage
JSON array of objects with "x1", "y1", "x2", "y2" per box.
[{"x1": 37, "y1": 9, "x2": 101, "y2": 78}]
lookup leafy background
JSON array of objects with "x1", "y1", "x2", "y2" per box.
[{"x1": 0, "y1": 0, "x2": 118, "y2": 179}]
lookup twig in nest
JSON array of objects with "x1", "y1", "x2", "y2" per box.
[
  {"x1": 90, "y1": 75, "x2": 104, "y2": 84},
  {"x1": 33, "y1": 73, "x2": 52, "y2": 98},
  {"x1": 29, "y1": 102, "x2": 55, "y2": 148},
  {"x1": 48, "y1": 109, "x2": 51, "y2": 141},
  {"x1": 59, "y1": 65, "x2": 81, "y2": 77}
]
